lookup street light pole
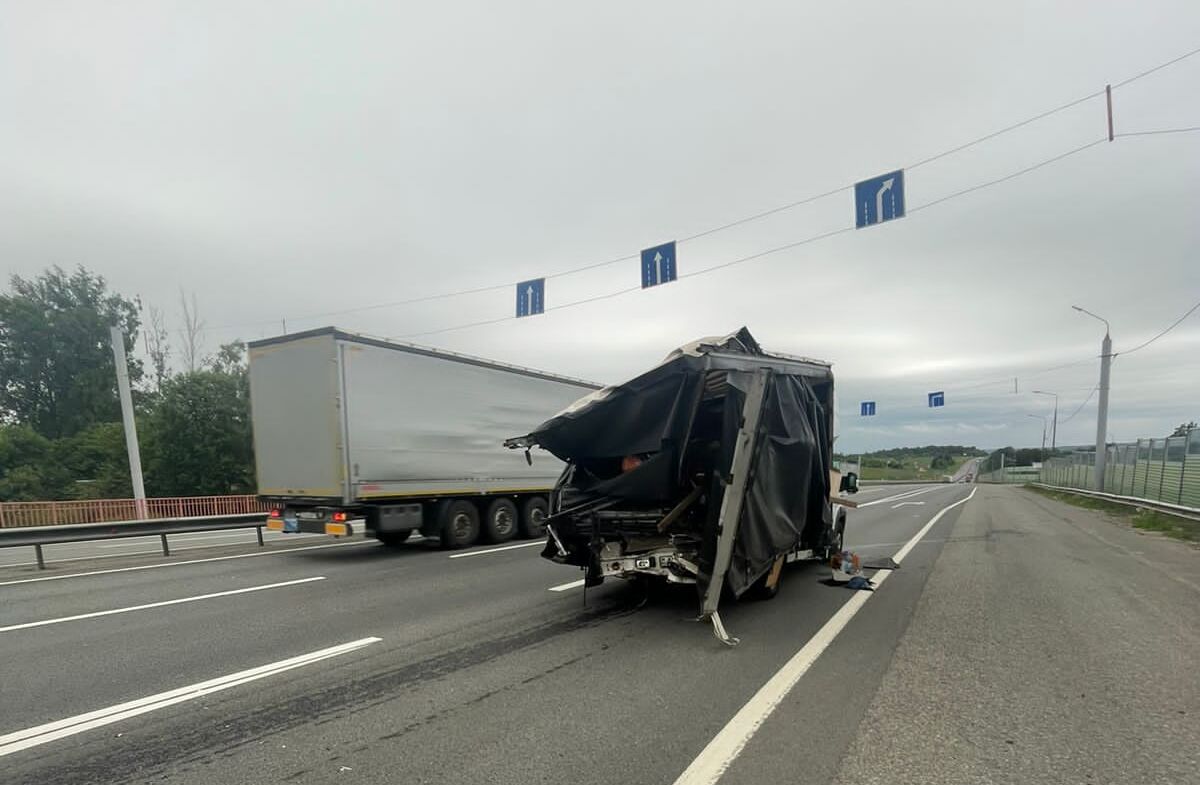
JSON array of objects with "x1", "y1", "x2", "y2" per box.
[
  {"x1": 1073, "y1": 306, "x2": 1113, "y2": 492},
  {"x1": 1033, "y1": 390, "x2": 1058, "y2": 451},
  {"x1": 1026, "y1": 414, "x2": 1047, "y2": 453}
]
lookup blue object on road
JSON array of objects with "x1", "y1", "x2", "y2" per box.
[
  {"x1": 641, "y1": 241, "x2": 677, "y2": 288},
  {"x1": 928, "y1": 391, "x2": 945, "y2": 408},
  {"x1": 516, "y1": 278, "x2": 545, "y2": 317},
  {"x1": 860, "y1": 401, "x2": 876, "y2": 416},
  {"x1": 854, "y1": 169, "x2": 906, "y2": 228}
]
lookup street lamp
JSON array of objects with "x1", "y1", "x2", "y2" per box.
[
  {"x1": 1026, "y1": 414, "x2": 1047, "y2": 453},
  {"x1": 1073, "y1": 305, "x2": 1114, "y2": 492},
  {"x1": 1032, "y1": 390, "x2": 1058, "y2": 451}
]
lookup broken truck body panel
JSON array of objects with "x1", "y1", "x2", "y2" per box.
[{"x1": 506, "y1": 329, "x2": 841, "y2": 623}]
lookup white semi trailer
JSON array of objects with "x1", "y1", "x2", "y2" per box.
[{"x1": 248, "y1": 328, "x2": 600, "y2": 547}]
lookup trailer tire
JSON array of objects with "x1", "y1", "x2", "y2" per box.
[
  {"x1": 438, "y1": 500, "x2": 480, "y2": 549},
  {"x1": 377, "y1": 530, "x2": 412, "y2": 547},
  {"x1": 747, "y1": 555, "x2": 786, "y2": 601},
  {"x1": 519, "y1": 496, "x2": 549, "y2": 539},
  {"x1": 483, "y1": 498, "x2": 519, "y2": 543}
]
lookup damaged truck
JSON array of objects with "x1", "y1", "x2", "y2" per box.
[{"x1": 505, "y1": 329, "x2": 855, "y2": 645}]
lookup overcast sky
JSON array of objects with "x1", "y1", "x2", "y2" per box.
[{"x1": 2, "y1": 2, "x2": 1197, "y2": 452}]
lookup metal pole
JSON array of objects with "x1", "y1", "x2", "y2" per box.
[
  {"x1": 1158, "y1": 439, "x2": 1168, "y2": 501},
  {"x1": 1106, "y1": 84, "x2": 1114, "y2": 142},
  {"x1": 1141, "y1": 439, "x2": 1150, "y2": 498},
  {"x1": 160, "y1": 533, "x2": 170, "y2": 556},
  {"x1": 1051, "y1": 398, "x2": 1058, "y2": 451},
  {"x1": 1001, "y1": 452, "x2": 1006, "y2": 483},
  {"x1": 256, "y1": 526, "x2": 265, "y2": 547},
  {"x1": 1094, "y1": 332, "x2": 1112, "y2": 490},
  {"x1": 110, "y1": 326, "x2": 148, "y2": 519},
  {"x1": 1178, "y1": 431, "x2": 1190, "y2": 505},
  {"x1": 35, "y1": 544, "x2": 45, "y2": 570},
  {"x1": 1120, "y1": 444, "x2": 1129, "y2": 495}
]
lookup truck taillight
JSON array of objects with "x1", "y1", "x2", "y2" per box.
[
  {"x1": 269, "y1": 509, "x2": 282, "y2": 518},
  {"x1": 332, "y1": 511, "x2": 348, "y2": 522}
]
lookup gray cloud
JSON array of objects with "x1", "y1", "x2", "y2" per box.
[{"x1": 2, "y1": 1, "x2": 1197, "y2": 452}]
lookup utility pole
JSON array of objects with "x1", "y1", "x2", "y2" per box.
[
  {"x1": 1026, "y1": 414, "x2": 1047, "y2": 453},
  {"x1": 1074, "y1": 306, "x2": 1113, "y2": 492},
  {"x1": 1034, "y1": 390, "x2": 1059, "y2": 451},
  {"x1": 110, "y1": 326, "x2": 148, "y2": 519}
]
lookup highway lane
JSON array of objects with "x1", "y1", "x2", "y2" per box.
[
  {"x1": 0, "y1": 484, "x2": 972, "y2": 783},
  {"x1": 0, "y1": 527, "x2": 329, "y2": 569}
]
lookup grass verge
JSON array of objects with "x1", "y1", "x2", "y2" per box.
[{"x1": 1026, "y1": 485, "x2": 1200, "y2": 543}]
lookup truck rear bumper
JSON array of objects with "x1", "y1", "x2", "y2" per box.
[{"x1": 266, "y1": 516, "x2": 354, "y2": 537}]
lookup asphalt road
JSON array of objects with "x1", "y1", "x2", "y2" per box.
[{"x1": 1, "y1": 484, "x2": 1195, "y2": 784}]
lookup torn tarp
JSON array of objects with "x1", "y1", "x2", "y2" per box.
[{"x1": 506, "y1": 328, "x2": 837, "y2": 598}]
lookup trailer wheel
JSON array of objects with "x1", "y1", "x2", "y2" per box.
[
  {"x1": 438, "y1": 500, "x2": 480, "y2": 549},
  {"x1": 377, "y1": 530, "x2": 412, "y2": 547},
  {"x1": 747, "y1": 555, "x2": 786, "y2": 601},
  {"x1": 483, "y1": 498, "x2": 518, "y2": 543},
  {"x1": 519, "y1": 496, "x2": 549, "y2": 539}
]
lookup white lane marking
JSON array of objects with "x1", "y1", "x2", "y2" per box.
[
  {"x1": 0, "y1": 576, "x2": 326, "y2": 632},
  {"x1": 891, "y1": 501, "x2": 926, "y2": 509},
  {"x1": 0, "y1": 541, "x2": 373, "y2": 587},
  {"x1": 549, "y1": 578, "x2": 586, "y2": 592},
  {"x1": 859, "y1": 485, "x2": 943, "y2": 508},
  {"x1": 0, "y1": 636, "x2": 381, "y2": 757},
  {"x1": 449, "y1": 541, "x2": 544, "y2": 559},
  {"x1": 671, "y1": 487, "x2": 976, "y2": 785}
]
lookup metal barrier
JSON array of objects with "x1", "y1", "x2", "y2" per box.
[
  {"x1": 0, "y1": 513, "x2": 268, "y2": 570},
  {"x1": 1030, "y1": 483, "x2": 1200, "y2": 523},
  {"x1": 976, "y1": 466, "x2": 1041, "y2": 484},
  {"x1": 0, "y1": 495, "x2": 269, "y2": 528},
  {"x1": 1041, "y1": 429, "x2": 1199, "y2": 507}
]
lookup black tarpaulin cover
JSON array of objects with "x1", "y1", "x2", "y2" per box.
[{"x1": 507, "y1": 328, "x2": 833, "y2": 597}]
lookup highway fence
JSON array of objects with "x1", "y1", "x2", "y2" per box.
[
  {"x1": 1041, "y1": 429, "x2": 1200, "y2": 508},
  {"x1": 0, "y1": 494, "x2": 269, "y2": 529},
  {"x1": 976, "y1": 466, "x2": 1041, "y2": 484}
]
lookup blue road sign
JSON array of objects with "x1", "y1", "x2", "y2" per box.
[
  {"x1": 516, "y1": 278, "x2": 545, "y2": 317},
  {"x1": 855, "y1": 169, "x2": 906, "y2": 228},
  {"x1": 928, "y1": 391, "x2": 945, "y2": 408},
  {"x1": 861, "y1": 401, "x2": 876, "y2": 416},
  {"x1": 641, "y1": 241, "x2": 677, "y2": 288}
]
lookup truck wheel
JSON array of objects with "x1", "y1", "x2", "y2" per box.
[
  {"x1": 483, "y1": 498, "x2": 518, "y2": 543},
  {"x1": 376, "y1": 530, "x2": 412, "y2": 547},
  {"x1": 520, "y1": 496, "x2": 549, "y2": 539},
  {"x1": 438, "y1": 500, "x2": 480, "y2": 549},
  {"x1": 747, "y1": 555, "x2": 786, "y2": 601}
]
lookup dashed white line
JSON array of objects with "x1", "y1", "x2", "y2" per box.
[
  {"x1": 0, "y1": 636, "x2": 382, "y2": 757},
  {"x1": 549, "y1": 578, "x2": 586, "y2": 592},
  {"x1": 448, "y1": 541, "x2": 544, "y2": 559},
  {"x1": 0, "y1": 576, "x2": 327, "y2": 633},
  {"x1": 859, "y1": 485, "x2": 944, "y2": 508},
  {"x1": 670, "y1": 488, "x2": 976, "y2": 785}
]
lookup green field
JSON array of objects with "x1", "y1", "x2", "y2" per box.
[{"x1": 835, "y1": 448, "x2": 984, "y2": 482}]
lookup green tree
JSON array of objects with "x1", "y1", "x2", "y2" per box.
[
  {"x1": 0, "y1": 266, "x2": 142, "y2": 438},
  {"x1": 142, "y1": 342, "x2": 254, "y2": 496},
  {"x1": 1171, "y1": 421, "x2": 1197, "y2": 437}
]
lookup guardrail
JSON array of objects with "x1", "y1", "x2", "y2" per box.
[
  {"x1": 1030, "y1": 483, "x2": 1200, "y2": 523},
  {"x1": 0, "y1": 513, "x2": 269, "y2": 570},
  {"x1": 0, "y1": 495, "x2": 269, "y2": 528}
]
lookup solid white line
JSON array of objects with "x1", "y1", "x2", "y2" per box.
[
  {"x1": 0, "y1": 636, "x2": 381, "y2": 757},
  {"x1": 448, "y1": 541, "x2": 544, "y2": 559},
  {"x1": 0, "y1": 540, "x2": 374, "y2": 587},
  {"x1": 859, "y1": 485, "x2": 943, "y2": 508},
  {"x1": 0, "y1": 576, "x2": 326, "y2": 632},
  {"x1": 671, "y1": 487, "x2": 976, "y2": 785},
  {"x1": 549, "y1": 578, "x2": 586, "y2": 592},
  {"x1": 891, "y1": 501, "x2": 927, "y2": 509}
]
